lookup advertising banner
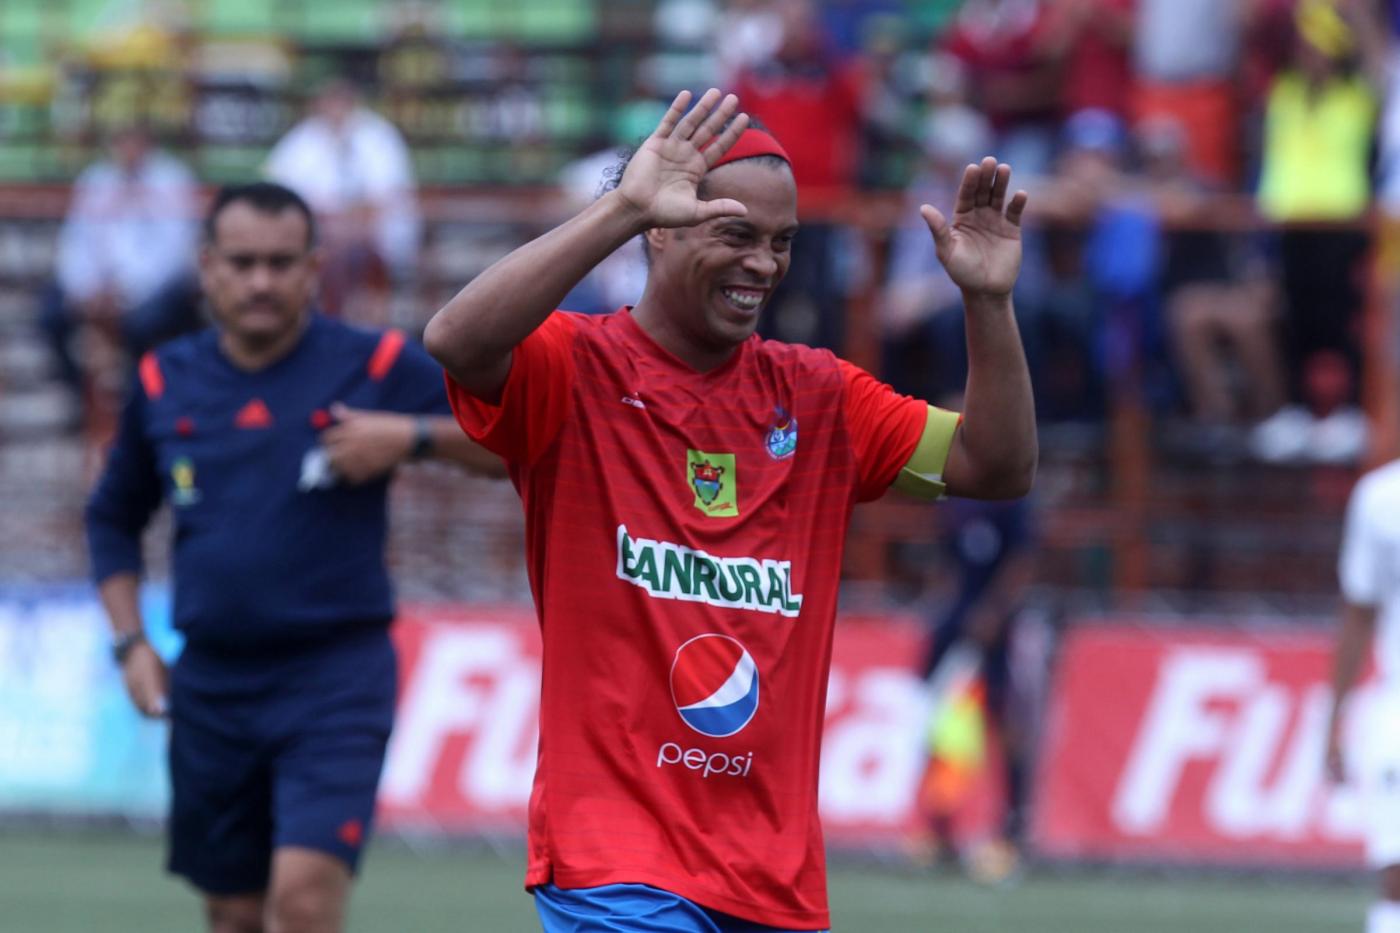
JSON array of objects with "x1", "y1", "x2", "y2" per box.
[
  {"x1": 377, "y1": 606, "x2": 985, "y2": 843},
  {"x1": 6, "y1": 593, "x2": 1367, "y2": 869},
  {"x1": 1033, "y1": 622, "x2": 1367, "y2": 867},
  {"x1": 2, "y1": 595, "x2": 967, "y2": 845},
  {"x1": 0, "y1": 587, "x2": 178, "y2": 817}
]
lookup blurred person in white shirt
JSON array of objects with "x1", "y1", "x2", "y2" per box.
[
  {"x1": 264, "y1": 78, "x2": 421, "y2": 321},
  {"x1": 40, "y1": 123, "x2": 201, "y2": 403},
  {"x1": 1329, "y1": 458, "x2": 1400, "y2": 933}
]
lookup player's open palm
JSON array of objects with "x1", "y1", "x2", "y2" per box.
[
  {"x1": 921, "y1": 157, "x2": 1028, "y2": 298},
  {"x1": 615, "y1": 88, "x2": 750, "y2": 230}
]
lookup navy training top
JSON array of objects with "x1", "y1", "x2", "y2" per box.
[{"x1": 86, "y1": 314, "x2": 449, "y2": 650}]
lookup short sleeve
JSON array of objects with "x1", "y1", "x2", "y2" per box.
[
  {"x1": 445, "y1": 312, "x2": 578, "y2": 465},
  {"x1": 839, "y1": 359, "x2": 932, "y2": 502},
  {"x1": 1340, "y1": 477, "x2": 1381, "y2": 606},
  {"x1": 376, "y1": 335, "x2": 452, "y2": 415}
]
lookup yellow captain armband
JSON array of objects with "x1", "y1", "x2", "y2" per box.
[{"x1": 893, "y1": 405, "x2": 961, "y2": 500}]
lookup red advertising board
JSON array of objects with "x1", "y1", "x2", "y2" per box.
[
  {"x1": 1034, "y1": 622, "x2": 1367, "y2": 867},
  {"x1": 378, "y1": 605, "x2": 1000, "y2": 844},
  {"x1": 381, "y1": 608, "x2": 1364, "y2": 868}
]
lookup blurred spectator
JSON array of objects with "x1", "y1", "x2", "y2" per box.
[
  {"x1": 555, "y1": 99, "x2": 665, "y2": 315},
  {"x1": 941, "y1": 0, "x2": 1059, "y2": 176},
  {"x1": 1039, "y1": 0, "x2": 1137, "y2": 120},
  {"x1": 857, "y1": 15, "x2": 925, "y2": 189},
  {"x1": 881, "y1": 105, "x2": 994, "y2": 402},
  {"x1": 1029, "y1": 108, "x2": 1146, "y2": 420},
  {"x1": 265, "y1": 77, "x2": 421, "y2": 323},
  {"x1": 1370, "y1": 0, "x2": 1400, "y2": 213},
  {"x1": 733, "y1": 0, "x2": 865, "y2": 351},
  {"x1": 40, "y1": 123, "x2": 201, "y2": 414},
  {"x1": 1251, "y1": 0, "x2": 1382, "y2": 465},
  {"x1": 1240, "y1": 0, "x2": 1304, "y2": 183},
  {"x1": 820, "y1": 0, "x2": 907, "y2": 55},
  {"x1": 714, "y1": 0, "x2": 784, "y2": 83},
  {"x1": 1140, "y1": 115, "x2": 1285, "y2": 431},
  {"x1": 1132, "y1": 0, "x2": 1245, "y2": 186}
]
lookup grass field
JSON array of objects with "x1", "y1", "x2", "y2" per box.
[{"x1": 1, "y1": 830, "x2": 1372, "y2": 932}]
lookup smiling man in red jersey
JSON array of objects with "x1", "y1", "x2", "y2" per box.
[{"x1": 425, "y1": 88, "x2": 1037, "y2": 932}]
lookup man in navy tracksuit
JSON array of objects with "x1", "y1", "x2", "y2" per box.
[{"x1": 86, "y1": 182, "x2": 498, "y2": 933}]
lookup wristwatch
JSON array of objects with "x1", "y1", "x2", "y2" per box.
[
  {"x1": 111, "y1": 631, "x2": 146, "y2": 665},
  {"x1": 410, "y1": 416, "x2": 434, "y2": 461}
]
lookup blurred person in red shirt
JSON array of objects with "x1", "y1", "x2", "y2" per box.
[
  {"x1": 1039, "y1": 0, "x2": 1136, "y2": 120},
  {"x1": 732, "y1": 0, "x2": 865, "y2": 353},
  {"x1": 941, "y1": 0, "x2": 1060, "y2": 176}
]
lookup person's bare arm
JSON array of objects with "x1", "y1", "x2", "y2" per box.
[
  {"x1": 922, "y1": 159, "x2": 1037, "y2": 499},
  {"x1": 321, "y1": 405, "x2": 505, "y2": 482},
  {"x1": 424, "y1": 88, "x2": 750, "y2": 403},
  {"x1": 98, "y1": 572, "x2": 168, "y2": 718},
  {"x1": 1326, "y1": 601, "x2": 1377, "y2": 783}
]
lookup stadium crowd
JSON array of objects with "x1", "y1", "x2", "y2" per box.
[{"x1": 7, "y1": 0, "x2": 1393, "y2": 473}]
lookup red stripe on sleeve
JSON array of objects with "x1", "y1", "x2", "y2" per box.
[
  {"x1": 138, "y1": 352, "x2": 165, "y2": 399},
  {"x1": 367, "y1": 330, "x2": 406, "y2": 381}
]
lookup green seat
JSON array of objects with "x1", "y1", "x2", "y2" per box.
[
  {"x1": 198, "y1": 0, "x2": 283, "y2": 36},
  {"x1": 0, "y1": 2, "x2": 44, "y2": 65},
  {"x1": 295, "y1": 0, "x2": 380, "y2": 43},
  {"x1": 197, "y1": 145, "x2": 269, "y2": 184},
  {"x1": 518, "y1": 0, "x2": 595, "y2": 41},
  {"x1": 452, "y1": 0, "x2": 494, "y2": 37}
]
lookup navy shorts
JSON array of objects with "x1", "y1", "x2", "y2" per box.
[
  {"x1": 166, "y1": 627, "x2": 396, "y2": 895},
  {"x1": 534, "y1": 883, "x2": 828, "y2": 933}
]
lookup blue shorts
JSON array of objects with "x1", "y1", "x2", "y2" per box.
[
  {"x1": 533, "y1": 883, "x2": 828, "y2": 933},
  {"x1": 166, "y1": 628, "x2": 396, "y2": 895}
]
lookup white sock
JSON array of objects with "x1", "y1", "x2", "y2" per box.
[{"x1": 1368, "y1": 901, "x2": 1400, "y2": 933}]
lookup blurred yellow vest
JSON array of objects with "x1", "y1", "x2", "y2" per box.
[{"x1": 1258, "y1": 73, "x2": 1375, "y2": 221}]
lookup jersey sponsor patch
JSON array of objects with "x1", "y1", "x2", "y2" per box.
[
  {"x1": 615, "y1": 525, "x2": 804, "y2": 617},
  {"x1": 687, "y1": 449, "x2": 737, "y2": 517},
  {"x1": 670, "y1": 634, "x2": 760, "y2": 737}
]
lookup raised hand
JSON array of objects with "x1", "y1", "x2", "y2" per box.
[
  {"x1": 614, "y1": 88, "x2": 751, "y2": 230},
  {"x1": 920, "y1": 157, "x2": 1029, "y2": 299}
]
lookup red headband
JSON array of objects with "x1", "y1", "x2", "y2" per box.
[{"x1": 707, "y1": 128, "x2": 791, "y2": 170}]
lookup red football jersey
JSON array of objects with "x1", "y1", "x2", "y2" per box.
[{"x1": 447, "y1": 310, "x2": 931, "y2": 929}]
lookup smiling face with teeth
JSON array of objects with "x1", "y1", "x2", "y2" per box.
[{"x1": 637, "y1": 158, "x2": 799, "y2": 372}]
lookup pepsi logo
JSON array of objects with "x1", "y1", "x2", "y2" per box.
[{"x1": 670, "y1": 634, "x2": 760, "y2": 738}]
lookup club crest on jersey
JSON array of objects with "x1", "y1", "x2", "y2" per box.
[
  {"x1": 687, "y1": 449, "x2": 738, "y2": 517},
  {"x1": 170, "y1": 456, "x2": 201, "y2": 506},
  {"x1": 765, "y1": 406, "x2": 797, "y2": 460},
  {"x1": 670, "y1": 634, "x2": 760, "y2": 738}
]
